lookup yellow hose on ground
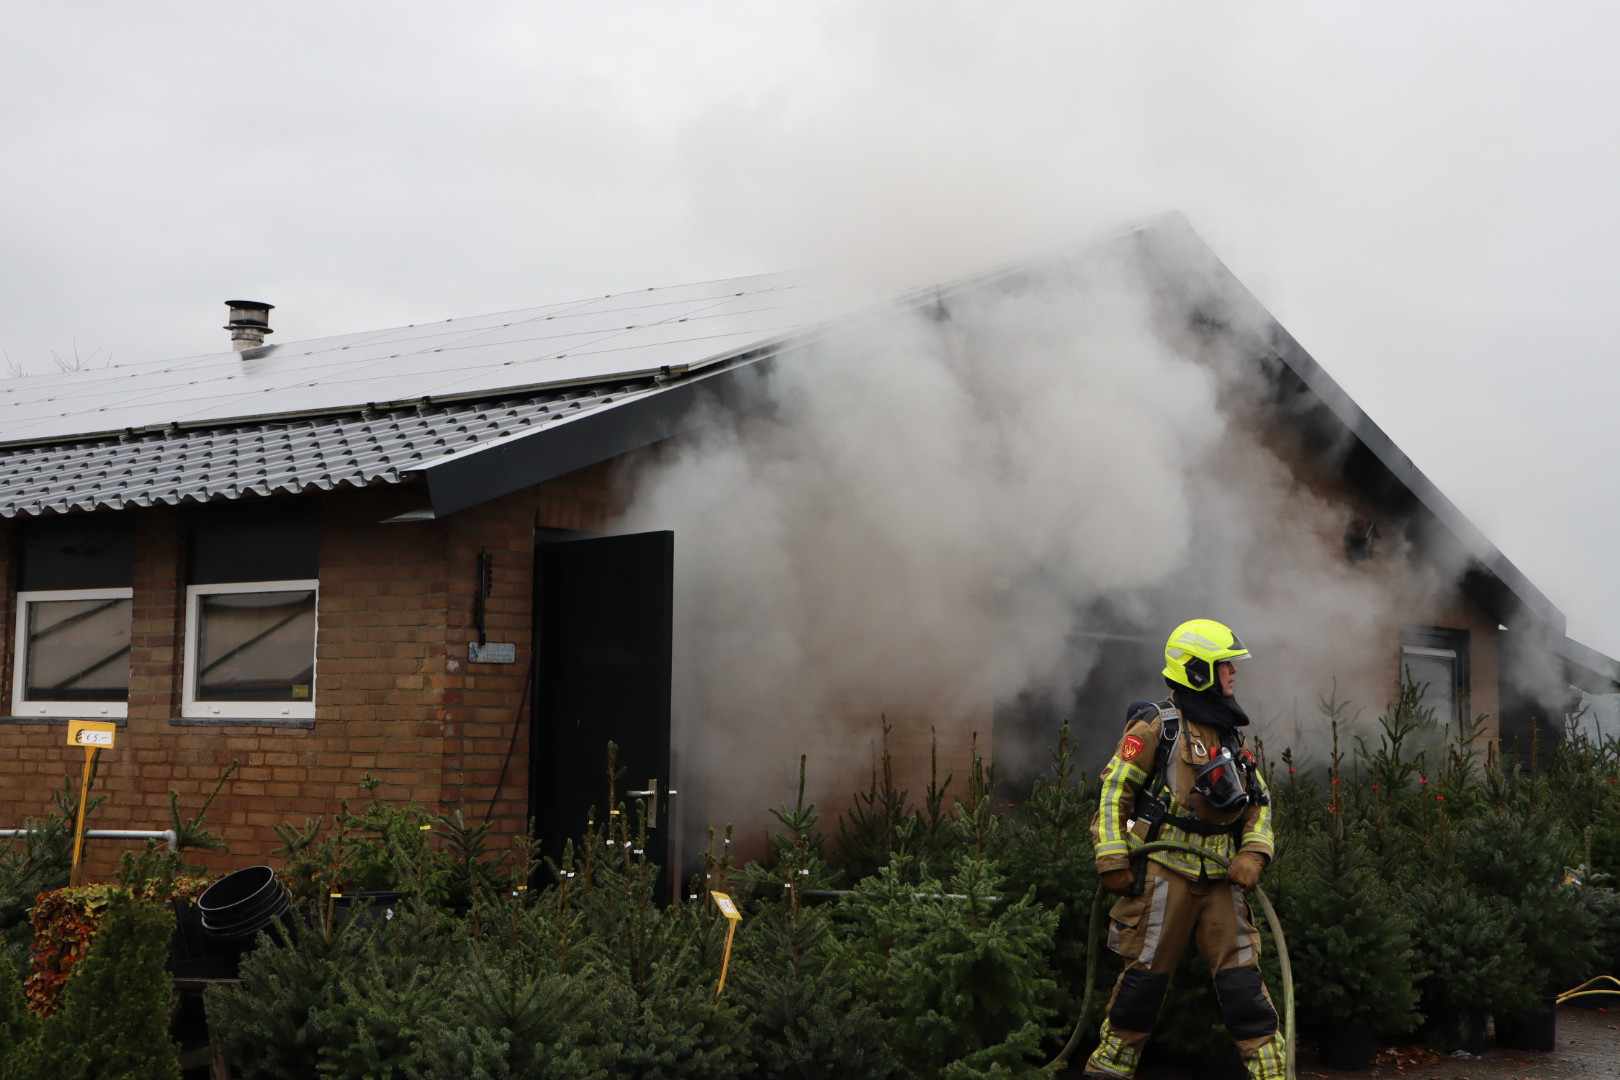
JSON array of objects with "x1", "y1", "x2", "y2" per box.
[
  {"x1": 1045, "y1": 840, "x2": 1295, "y2": 1080},
  {"x1": 1556, "y1": 974, "x2": 1619, "y2": 1005}
]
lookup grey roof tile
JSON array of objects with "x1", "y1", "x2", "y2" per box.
[{"x1": 0, "y1": 384, "x2": 656, "y2": 518}]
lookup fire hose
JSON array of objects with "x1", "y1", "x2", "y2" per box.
[{"x1": 1046, "y1": 840, "x2": 1296, "y2": 1079}]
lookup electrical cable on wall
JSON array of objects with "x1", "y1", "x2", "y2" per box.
[{"x1": 484, "y1": 657, "x2": 533, "y2": 823}]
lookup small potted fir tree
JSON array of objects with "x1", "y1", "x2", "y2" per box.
[
  {"x1": 1271, "y1": 825, "x2": 1424, "y2": 1070},
  {"x1": 1456, "y1": 810, "x2": 1597, "y2": 1052}
]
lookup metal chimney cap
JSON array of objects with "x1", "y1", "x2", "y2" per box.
[
  {"x1": 224, "y1": 300, "x2": 275, "y2": 326},
  {"x1": 224, "y1": 300, "x2": 275, "y2": 353}
]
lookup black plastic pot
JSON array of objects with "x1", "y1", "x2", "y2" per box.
[
  {"x1": 166, "y1": 897, "x2": 209, "y2": 968},
  {"x1": 1494, "y1": 996, "x2": 1557, "y2": 1053},
  {"x1": 1428, "y1": 1009, "x2": 1487, "y2": 1055},
  {"x1": 168, "y1": 896, "x2": 257, "y2": 979},
  {"x1": 197, "y1": 865, "x2": 291, "y2": 941},
  {"x1": 1317, "y1": 1019, "x2": 1376, "y2": 1071}
]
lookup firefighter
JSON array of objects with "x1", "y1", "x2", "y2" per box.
[{"x1": 1083, "y1": 618, "x2": 1286, "y2": 1080}]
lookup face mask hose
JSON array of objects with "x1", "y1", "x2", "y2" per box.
[{"x1": 1044, "y1": 840, "x2": 1296, "y2": 1079}]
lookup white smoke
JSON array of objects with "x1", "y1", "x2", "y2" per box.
[
  {"x1": 616, "y1": 236, "x2": 1455, "y2": 833},
  {"x1": 612, "y1": 3, "x2": 1546, "y2": 831}
]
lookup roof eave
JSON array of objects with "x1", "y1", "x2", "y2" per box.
[
  {"x1": 411, "y1": 356, "x2": 776, "y2": 519},
  {"x1": 1553, "y1": 635, "x2": 1620, "y2": 691},
  {"x1": 404, "y1": 283, "x2": 965, "y2": 519}
]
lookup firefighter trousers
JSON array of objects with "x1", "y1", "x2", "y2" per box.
[{"x1": 1085, "y1": 861, "x2": 1286, "y2": 1080}]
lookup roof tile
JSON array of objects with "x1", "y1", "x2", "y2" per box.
[{"x1": 0, "y1": 385, "x2": 648, "y2": 518}]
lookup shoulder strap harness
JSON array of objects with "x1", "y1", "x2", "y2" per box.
[{"x1": 1131, "y1": 700, "x2": 1248, "y2": 840}]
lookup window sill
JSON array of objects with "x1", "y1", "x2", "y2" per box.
[
  {"x1": 170, "y1": 717, "x2": 316, "y2": 730},
  {"x1": 0, "y1": 715, "x2": 316, "y2": 730}
]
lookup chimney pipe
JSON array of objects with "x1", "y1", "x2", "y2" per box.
[{"x1": 224, "y1": 300, "x2": 274, "y2": 353}]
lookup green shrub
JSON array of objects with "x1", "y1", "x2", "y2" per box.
[
  {"x1": 728, "y1": 760, "x2": 906, "y2": 1080},
  {"x1": 836, "y1": 721, "x2": 958, "y2": 885},
  {"x1": 270, "y1": 775, "x2": 519, "y2": 913},
  {"x1": 843, "y1": 860, "x2": 1056, "y2": 1077},
  {"x1": 189, "y1": 713, "x2": 1620, "y2": 1077},
  {"x1": 34, "y1": 892, "x2": 180, "y2": 1080},
  {"x1": 1455, "y1": 809, "x2": 1598, "y2": 999},
  {"x1": 0, "y1": 775, "x2": 95, "y2": 965},
  {"x1": 310, "y1": 909, "x2": 460, "y2": 1080},
  {"x1": 1143, "y1": 951, "x2": 1243, "y2": 1075},
  {"x1": 841, "y1": 757, "x2": 1059, "y2": 1078},
  {"x1": 0, "y1": 945, "x2": 40, "y2": 1080},
  {"x1": 604, "y1": 968, "x2": 750, "y2": 1080},
  {"x1": 1270, "y1": 824, "x2": 1423, "y2": 1032},
  {"x1": 1579, "y1": 879, "x2": 1620, "y2": 977},
  {"x1": 208, "y1": 912, "x2": 371, "y2": 1080},
  {"x1": 994, "y1": 724, "x2": 1101, "y2": 1007},
  {"x1": 1405, "y1": 879, "x2": 1535, "y2": 1029},
  {"x1": 735, "y1": 960, "x2": 903, "y2": 1080},
  {"x1": 407, "y1": 954, "x2": 610, "y2": 1080}
]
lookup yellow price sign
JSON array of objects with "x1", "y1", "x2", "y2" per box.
[
  {"x1": 67, "y1": 720, "x2": 117, "y2": 749},
  {"x1": 710, "y1": 890, "x2": 743, "y2": 1000},
  {"x1": 66, "y1": 720, "x2": 117, "y2": 887}
]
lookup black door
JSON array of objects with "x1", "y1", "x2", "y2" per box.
[{"x1": 530, "y1": 530, "x2": 675, "y2": 888}]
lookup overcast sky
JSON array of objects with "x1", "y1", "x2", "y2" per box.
[{"x1": 3, "y1": 2, "x2": 1616, "y2": 658}]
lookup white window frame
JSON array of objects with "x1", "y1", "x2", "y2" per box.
[
  {"x1": 11, "y1": 587, "x2": 133, "y2": 719},
  {"x1": 182, "y1": 579, "x2": 318, "y2": 720}
]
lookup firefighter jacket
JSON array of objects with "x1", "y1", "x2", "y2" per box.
[{"x1": 1092, "y1": 698, "x2": 1274, "y2": 880}]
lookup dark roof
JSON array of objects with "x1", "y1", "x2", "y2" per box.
[
  {"x1": 1554, "y1": 635, "x2": 1620, "y2": 693},
  {"x1": 0, "y1": 384, "x2": 661, "y2": 518}
]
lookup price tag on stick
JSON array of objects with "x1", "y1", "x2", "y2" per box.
[
  {"x1": 66, "y1": 722, "x2": 118, "y2": 886},
  {"x1": 710, "y1": 890, "x2": 743, "y2": 999},
  {"x1": 67, "y1": 720, "x2": 117, "y2": 748}
]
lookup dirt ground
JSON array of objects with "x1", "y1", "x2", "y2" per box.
[
  {"x1": 1058, "y1": 1004, "x2": 1619, "y2": 1079},
  {"x1": 1296, "y1": 1006, "x2": 1620, "y2": 1080}
]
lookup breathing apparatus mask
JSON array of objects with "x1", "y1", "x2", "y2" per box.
[{"x1": 1192, "y1": 746, "x2": 1252, "y2": 813}]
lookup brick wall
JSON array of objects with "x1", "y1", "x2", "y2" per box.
[
  {"x1": 438, "y1": 490, "x2": 537, "y2": 845},
  {"x1": 1257, "y1": 425, "x2": 1504, "y2": 744},
  {"x1": 698, "y1": 696, "x2": 990, "y2": 865},
  {"x1": 0, "y1": 463, "x2": 623, "y2": 881},
  {"x1": 0, "y1": 436, "x2": 1517, "y2": 880}
]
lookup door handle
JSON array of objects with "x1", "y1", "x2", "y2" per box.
[{"x1": 626, "y1": 779, "x2": 676, "y2": 824}]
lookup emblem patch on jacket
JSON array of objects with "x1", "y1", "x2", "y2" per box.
[{"x1": 1121, "y1": 735, "x2": 1144, "y2": 761}]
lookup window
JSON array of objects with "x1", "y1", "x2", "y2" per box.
[
  {"x1": 11, "y1": 516, "x2": 135, "y2": 719},
  {"x1": 1400, "y1": 626, "x2": 1469, "y2": 727},
  {"x1": 182, "y1": 581, "x2": 317, "y2": 718},
  {"x1": 182, "y1": 500, "x2": 320, "y2": 719},
  {"x1": 12, "y1": 589, "x2": 132, "y2": 717}
]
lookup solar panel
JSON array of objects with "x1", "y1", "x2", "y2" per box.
[{"x1": 0, "y1": 267, "x2": 838, "y2": 447}]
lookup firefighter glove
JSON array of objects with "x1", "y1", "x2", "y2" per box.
[
  {"x1": 1227, "y1": 851, "x2": 1266, "y2": 891},
  {"x1": 1100, "y1": 868, "x2": 1137, "y2": 895}
]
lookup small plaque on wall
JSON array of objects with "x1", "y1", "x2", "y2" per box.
[{"x1": 468, "y1": 642, "x2": 516, "y2": 664}]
